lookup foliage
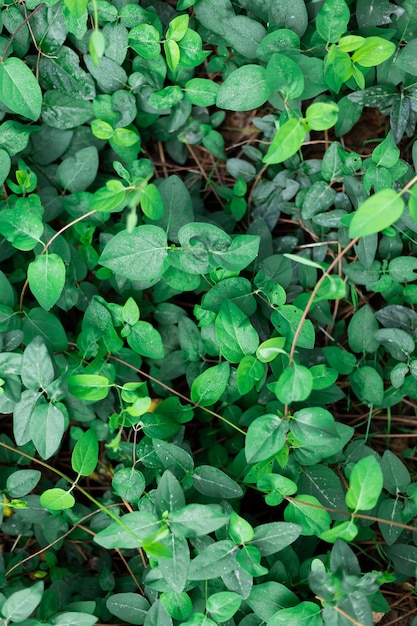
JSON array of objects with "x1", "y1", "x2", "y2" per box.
[{"x1": 1, "y1": 1, "x2": 417, "y2": 625}]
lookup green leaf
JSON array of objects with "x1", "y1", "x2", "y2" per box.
[
  {"x1": 184, "y1": 78, "x2": 220, "y2": 106},
  {"x1": 106, "y1": 593, "x2": 150, "y2": 626},
  {"x1": 352, "y1": 36, "x2": 396, "y2": 67},
  {"x1": 112, "y1": 467, "x2": 146, "y2": 502},
  {"x1": 190, "y1": 362, "x2": 230, "y2": 406},
  {"x1": 141, "y1": 183, "x2": 164, "y2": 220},
  {"x1": 68, "y1": 374, "x2": 111, "y2": 402},
  {"x1": 21, "y1": 336, "x2": 54, "y2": 391},
  {"x1": 99, "y1": 225, "x2": 169, "y2": 284},
  {"x1": 345, "y1": 455, "x2": 383, "y2": 511},
  {"x1": 57, "y1": 146, "x2": 99, "y2": 192},
  {"x1": 249, "y1": 522, "x2": 302, "y2": 555},
  {"x1": 256, "y1": 337, "x2": 287, "y2": 363},
  {"x1": 95, "y1": 511, "x2": 159, "y2": 549},
  {"x1": 40, "y1": 46, "x2": 95, "y2": 100},
  {"x1": 265, "y1": 53, "x2": 304, "y2": 100},
  {"x1": 169, "y1": 504, "x2": 229, "y2": 538},
  {"x1": 188, "y1": 540, "x2": 238, "y2": 580},
  {"x1": 0, "y1": 148, "x2": 11, "y2": 185},
  {"x1": 28, "y1": 253, "x2": 66, "y2": 311},
  {"x1": 127, "y1": 321, "x2": 164, "y2": 359},
  {"x1": 0, "y1": 57, "x2": 42, "y2": 121},
  {"x1": 381, "y1": 450, "x2": 411, "y2": 495},
  {"x1": 40, "y1": 488, "x2": 75, "y2": 511},
  {"x1": 245, "y1": 414, "x2": 287, "y2": 463},
  {"x1": 268, "y1": 0, "x2": 308, "y2": 37},
  {"x1": 0, "y1": 206, "x2": 43, "y2": 251},
  {"x1": 284, "y1": 495, "x2": 332, "y2": 536},
  {"x1": 6, "y1": 469, "x2": 41, "y2": 498},
  {"x1": 273, "y1": 363, "x2": 313, "y2": 404},
  {"x1": 158, "y1": 534, "x2": 189, "y2": 592},
  {"x1": 215, "y1": 301, "x2": 259, "y2": 363},
  {"x1": 305, "y1": 102, "x2": 339, "y2": 131},
  {"x1": 347, "y1": 305, "x2": 379, "y2": 353},
  {"x1": 166, "y1": 14, "x2": 189, "y2": 42},
  {"x1": 316, "y1": 0, "x2": 350, "y2": 43},
  {"x1": 64, "y1": 0, "x2": 88, "y2": 18},
  {"x1": 129, "y1": 24, "x2": 161, "y2": 59},
  {"x1": 350, "y1": 366, "x2": 384, "y2": 405},
  {"x1": 263, "y1": 118, "x2": 306, "y2": 165},
  {"x1": 236, "y1": 355, "x2": 265, "y2": 395},
  {"x1": 349, "y1": 189, "x2": 405, "y2": 238},
  {"x1": 246, "y1": 581, "x2": 299, "y2": 622},
  {"x1": 206, "y1": 592, "x2": 241, "y2": 622},
  {"x1": 71, "y1": 429, "x2": 98, "y2": 476},
  {"x1": 30, "y1": 403, "x2": 65, "y2": 459},
  {"x1": 160, "y1": 592, "x2": 192, "y2": 620},
  {"x1": 193, "y1": 465, "x2": 243, "y2": 499},
  {"x1": 53, "y1": 613, "x2": 98, "y2": 626},
  {"x1": 1, "y1": 582, "x2": 44, "y2": 622},
  {"x1": 272, "y1": 306, "x2": 314, "y2": 347},
  {"x1": 217, "y1": 65, "x2": 271, "y2": 111},
  {"x1": 267, "y1": 601, "x2": 323, "y2": 626}
]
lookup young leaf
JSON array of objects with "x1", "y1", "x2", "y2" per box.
[
  {"x1": 40, "y1": 488, "x2": 75, "y2": 511},
  {"x1": 0, "y1": 58, "x2": 42, "y2": 121},
  {"x1": 348, "y1": 189, "x2": 405, "y2": 238},
  {"x1": 64, "y1": 0, "x2": 88, "y2": 18},
  {"x1": 263, "y1": 118, "x2": 306, "y2": 165},
  {"x1": 68, "y1": 374, "x2": 111, "y2": 402},
  {"x1": 351, "y1": 36, "x2": 396, "y2": 67},
  {"x1": 345, "y1": 455, "x2": 383, "y2": 511},
  {"x1": 27, "y1": 253, "x2": 66, "y2": 311},
  {"x1": 71, "y1": 429, "x2": 99, "y2": 476},
  {"x1": 216, "y1": 65, "x2": 271, "y2": 111},
  {"x1": 304, "y1": 102, "x2": 339, "y2": 131}
]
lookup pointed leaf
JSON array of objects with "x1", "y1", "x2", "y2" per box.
[
  {"x1": 28, "y1": 253, "x2": 66, "y2": 311},
  {"x1": 0, "y1": 58, "x2": 42, "y2": 121}
]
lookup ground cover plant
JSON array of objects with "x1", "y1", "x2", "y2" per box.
[{"x1": 2, "y1": 0, "x2": 417, "y2": 624}]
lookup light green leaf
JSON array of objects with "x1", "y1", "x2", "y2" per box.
[
  {"x1": 68, "y1": 374, "x2": 111, "y2": 402},
  {"x1": 71, "y1": 429, "x2": 99, "y2": 476},
  {"x1": 0, "y1": 57, "x2": 42, "y2": 121},
  {"x1": 352, "y1": 36, "x2": 396, "y2": 67},
  {"x1": 141, "y1": 183, "x2": 164, "y2": 220},
  {"x1": 284, "y1": 495, "x2": 332, "y2": 536},
  {"x1": 263, "y1": 118, "x2": 306, "y2": 165},
  {"x1": 304, "y1": 102, "x2": 339, "y2": 131},
  {"x1": 95, "y1": 511, "x2": 159, "y2": 549},
  {"x1": 217, "y1": 65, "x2": 271, "y2": 111},
  {"x1": 349, "y1": 189, "x2": 405, "y2": 237},
  {"x1": 345, "y1": 455, "x2": 383, "y2": 511},
  {"x1": 0, "y1": 148, "x2": 11, "y2": 184},
  {"x1": 40, "y1": 488, "x2": 75, "y2": 511},
  {"x1": 64, "y1": 0, "x2": 88, "y2": 18},
  {"x1": 28, "y1": 253, "x2": 66, "y2": 311}
]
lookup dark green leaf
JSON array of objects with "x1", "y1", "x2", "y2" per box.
[{"x1": 0, "y1": 58, "x2": 42, "y2": 121}]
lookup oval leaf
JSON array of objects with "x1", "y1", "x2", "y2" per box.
[
  {"x1": 349, "y1": 189, "x2": 405, "y2": 238},
  {"x1": 28, "y1": 253, "x2": 66, "y2": 311},
  {"x1": 217, "y1": 65, "x2": 270, "y2": 111}
]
